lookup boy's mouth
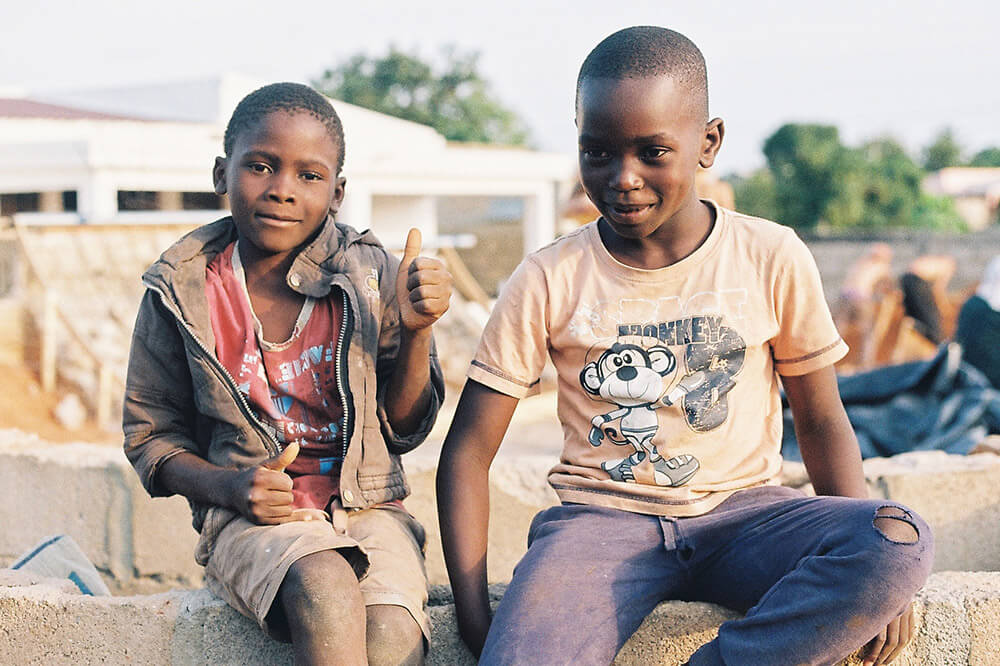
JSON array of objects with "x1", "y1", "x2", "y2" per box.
[
  {"x1": 256, "y1": 213, "x2": 301, "y2": 225},
  {"x1": 606, "y1": 202, "x2": 654, "y2": 220}
]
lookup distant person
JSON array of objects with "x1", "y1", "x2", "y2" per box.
[
  {"x1": 834, "y1": 243, "x2": 895, "y2": 366},
  {"x1": 437, "y1": 26, "x2": 931, "y2": 666},
  {"x1": 955, "y1": 255, "x2": 1000, "y2": 387},
  {"x1": 123, "y1": 83, "x2": 451, "y2": 665},
  {"x1": 900, "y1": 254, "x2": 957, "y2": 344}
]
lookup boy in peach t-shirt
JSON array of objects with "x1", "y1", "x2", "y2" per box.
[{"x1": 438, "y1": 27, "x2": 932, "y2": 666}]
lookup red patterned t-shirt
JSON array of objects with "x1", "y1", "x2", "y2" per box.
[{"x1": 206, "y1": 241, "x2": 345, "y2": 511}]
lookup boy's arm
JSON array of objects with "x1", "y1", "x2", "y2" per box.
[
  {"x1": 436, "y1": 380, "x2": 518, "y2": 657},
  {"x1": 781, "y1": 365, "x2": 866, "y2": 498},
  {"x1": 124, "y1": 292, "x2": 302, "y2": 524},
  {"x1": 784, "y1": 365, "x2": 915, "y2": 665},
  {"x1": 157, "y1": 444, "x2": 300, "y2": 525},
  {"x1": 384, "y1": 228, "x2": 451, "y2": 435}
]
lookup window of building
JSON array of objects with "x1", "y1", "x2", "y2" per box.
[
  {"x1": 182, "y1": 192, "x2": 225, "y2": 210},
  {"x1": 117, "y1": 190, "x2": 159, "y2": 211},
  {"x1": 0, "y1": 193, "x2": 41, "y2": 216}
]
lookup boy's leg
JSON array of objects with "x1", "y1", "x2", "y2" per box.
[
  {"x1": 349, "y1": 505, "x2": 430, "y2": 666},
  {"x1": 675, "y1": 487, "x2": 933, "y2": 665},
  {"x1": 276, "y1": 549, "x2": 367, "y2": 666},
  {"x1": 204, "y1": 506, "x2": 427, "y2": 665},
  {"x1": 202, "y1": 515, "x2": 370, "y2": 651},
  {"x1": 480, "y1": 503, "x2": 685, "y2": 666}
]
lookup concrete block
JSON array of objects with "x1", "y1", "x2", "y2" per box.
[
  {"x1": 923, "y1": 572, "x2": 1000, "y2": 666},
  {"x1": 0, "y1": 434, "x2": 128, "y2": 579},
  {"x1": 0, "y1": 584, "x2": 182, "y2": 663},
  {"x1": 0, "y1": 434, "x2": 203, "y2": 593},
  {"x1": 6, "y1": 573, "x2": 999, "y2": 664},
  {"x1": 123, "y1": 470, "x2": 202, "y2": 587},
  {"x1": 614, "y1": 601, "x2": 740, "y2": 665},
  {"x1": 171, "y1": 589, "x2": 291, "y2": 665},
  {"x1": 0, "y1": 567, "x2": 79, "y2": 594},
  {"x1": 865, "y1": 452, "x2": 1000, "y2": 572}
]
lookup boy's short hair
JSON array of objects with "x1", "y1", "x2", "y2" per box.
[
  {"x1": 224, "y1": 82, "x2": 346, "y2": 172},
  {"x1": 577, "y1": 26, "x2": 709, "y2": 120}
]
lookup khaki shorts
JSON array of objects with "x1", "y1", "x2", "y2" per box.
[{"x1": 198, "y1": 504, "x2": 430, "y2": 642}]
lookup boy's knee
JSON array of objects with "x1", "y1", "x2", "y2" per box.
[
  {"x1": 873, "y1": 505, "x2": 920, "y2": 544},
  {"x1": 868, "y1": 503, "x2": 934, "y2": 584},
  {"x1": 280, "y1": 550, "x2": 364, "y2": 619},
  {"x1": 366, "y1": 604, "x2": 424, "y2": 666}
]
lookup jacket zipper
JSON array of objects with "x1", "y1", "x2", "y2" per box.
[
  {"x1": 335, "y1": 287, "x2": 352, "y2": 462},
  {"x1": 145, "y1": 283, "x2": 283, "y2": 457}
]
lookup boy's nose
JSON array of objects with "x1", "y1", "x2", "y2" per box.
[
  {"x1": 609, "y1": 158, "x2": 642, "y2": 191},
  {"x1": 266, "y1": 173, "x2": 296, "y2": 202}
]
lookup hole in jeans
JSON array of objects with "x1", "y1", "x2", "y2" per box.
[{"x1": 873, "y1": 506, "x2": 919, "y2": 544}]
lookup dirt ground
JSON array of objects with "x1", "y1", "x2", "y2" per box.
[{"x1": 0, "y1": 362, "x2": 117, "y2": 445}]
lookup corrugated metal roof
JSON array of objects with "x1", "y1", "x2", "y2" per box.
[{"x1": 0, "y1": 98, "x2": 148, "y2": 121}]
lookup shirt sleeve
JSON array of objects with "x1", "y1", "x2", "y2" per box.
[
  {"x1": 467, "y1": 257, "x2": 550, "y2": 399},
  {"x1": 770, "y1": 231, "x2": 848, "y2": 376}
]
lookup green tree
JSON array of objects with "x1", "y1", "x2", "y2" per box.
[
  {"x1": 969, "y1": 146, "x2": 1000, "y2": 167},
  {"x1": 729, "y1": 168, "x2": 778, "y2": 220},
  {"x1": 762, "y1": 123, "x2": 851, "y2": 229},
  {"x1": 313, "y1": 46, "x2": 531, "y2": 146},
  {"x1": 922, "y1": 128, "x2": 963, "y2": 171},
  {"x1": 758, "y1": 125, "x2": 965, "y2": 231}
]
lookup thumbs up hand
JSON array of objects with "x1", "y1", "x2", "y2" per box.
[
  {"x1": 395, "y1": 228, "x2": 452, "y2": 332},
  {"x1": 231, "y1": 441, "x2": 300, "y2": 524}
]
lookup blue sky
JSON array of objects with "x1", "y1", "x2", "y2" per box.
[{"x1": 2, "y1": 0, "x2": 997, "y2": 174}]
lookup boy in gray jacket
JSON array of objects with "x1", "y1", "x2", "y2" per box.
[{"x1": 124, "y1": 82, "x2": 449, "y2": 666}]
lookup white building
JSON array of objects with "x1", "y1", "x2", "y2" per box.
[
  {"x1": 0, "y1": 74, "x2": 574, "y2": 253},
  {"x1": 923, "y1": 167, "x2": 1000, "y2": 231}
]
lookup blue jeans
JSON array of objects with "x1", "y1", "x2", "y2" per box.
[{"x1": 480, "y1": 486, "x2": 933, "y2": 665}]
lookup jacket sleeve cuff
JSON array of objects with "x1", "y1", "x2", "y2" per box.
[
  {"x1": 123, "y1": 433, "x2": 195, "y2": 498},
  {"x1": 379, "y1": 362, "x2": 445, "y2": 455}
]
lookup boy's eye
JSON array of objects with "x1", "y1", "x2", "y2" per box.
[
  {"x1": 247, "y1": 162, "x2": 272, "y2": 174},
  {"x1": 642, "y1": 147, "x2": 669, "y2": 161},
  {"x1": 301, "y1": 172, "x2": 324, "y2": 182},
  {"x1": 582, "y1": 148, "x2": 610, "y2": 162}
]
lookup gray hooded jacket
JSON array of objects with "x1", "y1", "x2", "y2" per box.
[{"x1": 123, "y1": 216, "x2": 444, "y2": 535}]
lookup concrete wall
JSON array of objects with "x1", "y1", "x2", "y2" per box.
[
  {"x1": 2, "y1": 571, "x2": 999, "y2": 665},
  {"x1": 2, "y1": 430, "x2": 999, "y2": 662},
  {"x1": 0, "y1": 431, "x2": 202, "y2": 593},
  {"x1": 803, "y1": 227, "x2": 1000, "y2": 303},
  {"x1": 1, "y1": 432, "x2": 997, "y2": 596}
]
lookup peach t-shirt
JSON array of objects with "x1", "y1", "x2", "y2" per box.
[{"x1": 469, "y1": 204, "x2": 847, "y2": 517}]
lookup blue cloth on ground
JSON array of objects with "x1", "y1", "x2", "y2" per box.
[{"x1": 782, "y1": 343, "x2": 1000, "y2": 460}]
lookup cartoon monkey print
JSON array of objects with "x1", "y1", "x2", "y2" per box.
[{"x1": 580, "y1": 342, "x2": 700, "y2": 486}]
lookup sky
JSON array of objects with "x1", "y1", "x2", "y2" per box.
[{"x1": 2, "y1": 0, "x2": 997, "y2": 174}]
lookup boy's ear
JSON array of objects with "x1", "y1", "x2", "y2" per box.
[
  {"x1": 329, "y1": 176, "x2": 347, "y2": 216},
  {"x1": 699, "y1": 118, "x2": 725, "y2": 169},
  {"x1": 212, "y1": 156, "x2": 228, "y2": 195}
]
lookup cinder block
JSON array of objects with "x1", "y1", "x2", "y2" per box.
[
  {"x1": 0, "y1": 436, "x2": 128, "y2": 579},
  {"x1": 0, "y1": 584, "x2": 182, "y2": 663},
  {"x1": 171, "y1": 589, "x2": 291, "y2": 665},
  {"x1": 865, "y1": 452, "x2": 1000, "y2": 572},
  {"x1": 931, "y1": 572, "x2": 1000, "y2": 666},
  {"x1": 123, "y1": 467, "x2": 202, "y2": 587},
  {"x1": 614, "y1": 601, "x2": 740, "y2": 665}
]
